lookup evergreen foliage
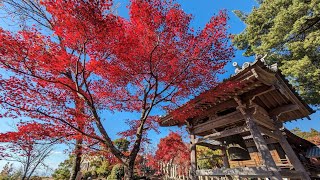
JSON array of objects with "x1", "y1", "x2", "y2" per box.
[
  {"x1": 233, "y1": 0, "x2": 320, "y2": 106},
  {"x1": 291, "y1": 127, "x2": 320, "y2": 145},
  {"x1": 197, "y1": 146, "x2": 223, "y2": 169},
  {"x1": 91, "y1": 158, "x2": 112, "y2": 178},
  {"x1": 52, "y1": 156, "x2": 73, "y2": 180},
  {"x1": 107, "y1": 164, "x2": 124, "y2": 180},
  {"x1": 0, "y1": 163, "x2": 23, "y2": 180},
  {"x1": 113, "y1": 138, "x2": 130, "y2": 153}
]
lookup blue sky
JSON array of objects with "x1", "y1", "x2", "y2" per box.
[{"x1": 1, "y1": 0, "x2": 319, "y2": 173}]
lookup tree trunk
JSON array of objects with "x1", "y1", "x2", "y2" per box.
[
  {"x1": 22, "y1": 155, "x2": 31, "y2": 180},
  {"x1": 21, "y1": 174, "x2": 27, "y2": 180},
  {"x1": 123, "y1": 158, "x2": 136, "y2": 180},
  {"x1": 70, "y1": 139, "x2": 83, "y2": 180},
  {"x1": 126, "y1": 162, "x2": 135, "y2": 180}
]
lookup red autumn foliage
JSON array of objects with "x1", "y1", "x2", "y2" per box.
[
  {"x1": 170, "y1": 80, "x2": 244, "y2": 124},
  {"x1": 0, "y1": 123, "x2": 58, "y2": 157},
  {"x1": 0, "y1": 0, "x2": 233, "y2": 177},
  {"x1": 308, "y1": 136, "x2": 320, "y2": 146},
  {"x1": 147, "y1": 131, "x2": 190, "y2": 173},
  {"x1": 117, "y1": 116, "x2": 160, "y2": 145}
]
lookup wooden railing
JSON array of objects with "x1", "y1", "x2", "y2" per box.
[
  {"x1": 160, "y1": 162, "x2": 232, "y2": 180},
  {"x1": 159, "y1": 162, "x2": 191, "y2": 180}
]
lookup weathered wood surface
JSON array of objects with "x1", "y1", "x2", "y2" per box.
[
  {"x1": 196, "y1": 125, "x2": 249, "y2": 143},
  {"x1": 195, "y1": 142, "x2": 222, "y2": 150},
  {"x1": 257, "y1": 126, "x2": 279, "y2": 140},
  {"x1": 242, "y1": 85, "x2": 275, "y2": 103},
  {"x1": 197, "y1": 167, "x2": 273, "y2": 176},
  {"x1": 269, "y1": 104, "x2": 299, "y2": 118},
  {"x1": 190, "y1": 134, "x2": 197, "y2": 180},
  {"x1": 243, "y1": 108, "x2": 282, "y2": 180},
  {"x1": 193, "y1": 111, "x2": 244, "y2": 135},
  {"x1": 159, "y1": 162, "x2": 191, "y2": 180},
  {"x1": 253, "y1": 66, "x2": 277, "y2": 86},
  {"x1": 275, "y1": 75, "x2": 311, "y2": 116},
  {"x1": 274, "y1": 122, "x2": 311, "y2": 180},
  {"x1": 197, "y1": 168, "x2": 305, "y2": 178},
  {"x1": 221, "y1": 147, "x2": 230, "y2": 168},
  {"x1": 245, "y1": 138, "x2": 278, "y2": 147}
]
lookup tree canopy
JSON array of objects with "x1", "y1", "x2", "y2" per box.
[
  {"x1": 233, "y1": 0, "x2": 320, "y2": 106},
  {"x1": 291, "y1": 127, "x2": 320, "y2": 145},
  {"x1": 0, "y1": 124, "x2": 55, "y2": 180},
  {"x1": 0, "y1": 0, "x2": 233, "y2": 178}
]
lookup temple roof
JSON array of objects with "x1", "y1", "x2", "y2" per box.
[{"x1": 160, "y1": 56, "x2": 314, "y2": 128}]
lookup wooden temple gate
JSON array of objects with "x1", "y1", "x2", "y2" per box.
[{"x1": 160, "y1": 56, "x2": 317, "y2": 180}]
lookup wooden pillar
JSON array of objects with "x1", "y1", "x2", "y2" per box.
[
  {"x1": 221, "y1": 147, "x2": 233, "y2": 180},
  {"x1": 244, "y1": 108, "x2": 282, "y2": 180},
  {"x1": 190, "y1": 133, "x2": 197, "y2": 180},
  {"x1": 274, "y1": 121, "x2": 311, "y2": 180},
  {"x1": 221, "y1": 147, "x2": 230, "y2": 168}
]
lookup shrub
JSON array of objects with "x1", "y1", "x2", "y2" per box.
[{"x1": 107, "y1": 164, "x2": 124, "y2": 180}]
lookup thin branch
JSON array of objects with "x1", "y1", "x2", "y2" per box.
[{"x1": 2, "y1": 100, "x2": 105, "y2": 144}]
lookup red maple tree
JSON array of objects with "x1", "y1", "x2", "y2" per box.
[
  {"x1": 150, "y1": 132, "x2": 190, "y2": 176},
  {"x1": 0, "y1": 0, "x2": 233, "y2": 178},
  {"x1": 0, "y1": 123, "x2": 61, "y2": 180}
]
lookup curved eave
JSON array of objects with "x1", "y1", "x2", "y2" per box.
[
  {"x1": 159, "y1": 115, "x2": 179, "y2": 127},
  {"x1": 159, "y1": 58, "x2": 315, "y2": 127}
]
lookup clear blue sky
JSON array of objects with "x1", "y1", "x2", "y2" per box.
[{"x1": 0, "y1": 0, "x2": 319, "y2": 173}]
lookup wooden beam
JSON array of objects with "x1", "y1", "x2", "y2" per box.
[
  {"x1": 275, "y1": 77, "x2": 311, "y2": 116},
  {"x1": 194, "y1": 111, "x2": 244, "y2": 134},
  {"x1": 198, "y1": 168, "x2": 303, "y2": 178},
  {"x1": 245, "y1": 138, "x2": 278, "y2": 147},
  {"x1": 252, "y1": 113, "x2": 276, "y2": 130},
  {"x1": 196, "y1": 142, "x2": 222, "y2": 150},
  {"x1": 198, "y1": 154, "x2": 224, "y2": 160},
  {"x1": 269, "y1": 104, "x2": 299, "y2": 118},
  {"x1": 273, "y1": 122, "x2": 311, "y2": 180},
  {"x1": 221, "y1": 147, "x2": 230, "y2": 168},
  {"x1": 190, "y1": 134, "x2": 197, "y2": 180},
  {"x1": 196, "y1": 126, "x2": 249, "y2": 143},
  {"x1": 193, "y1": 99, "x2": 238, "y2": 120},
  {"x1": 196, "y1": 167, "x2": 272, "y2": 177},
  {"x1": 244, "y1": 108, "x2": 282, "y2": 180},
  {"x1": 257, "y1": 126, "x2": 279, "y2": 140},
  {"x1": 250, "y1": 103, "x2": 277, "y2": 130},
  {"x1": 242, "y1": 85, "x2": 275, "y2": 103},
  {"x1": 280, "y1": 170, "x2": 306, "y2": 178},
  {"x1": 193, "y1": 99, "x2": 237, "y2": 116},
  {"x1": 253, "y1": 66, "x2": 277, "y2": 86}
]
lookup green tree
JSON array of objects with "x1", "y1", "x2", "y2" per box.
[
  {"x1": 52, "y1": 156, "x2": 73, "y2": 180},
  {"x1": 233, "y1": 0, "x2": 320, "y2": 106},
  {"x1": 107, "y1": 164, "x2": 124, "y2": 180},
  {"x1": 113, "y1": 138, "x2": 130, "y2": 153},
  {"x1": 0, "y1": 163, "x2": 13, "y2": 180},
  {"x1": 88, "y1": 158, "x2": 112, "y2": 178},
  {"x1": 291, "y1": 127, "x2": 320, "y2": 145},
  {"x1": 291, "y1": 127, "x2": 306, "y2": 138},
  {"x1": 197, "y1": 146, "x2": 223, "y2": 169},
  {"x1": 96, "y1": 161, "x2": 111, "y2": 178},
  {"x1": 0, "y1": 164, "x2": 22, "y2": 180}
]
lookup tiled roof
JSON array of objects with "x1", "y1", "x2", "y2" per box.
[{"x1": 306, "y1": 146, "x2": 320, "y2": 158}]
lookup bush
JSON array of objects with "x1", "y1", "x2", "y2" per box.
[
  {"x1": 107, "y1": 164, "x2": 124, "y2": 180},
  {"x1": 96, "y1": 161, "x2": 111, "y2": 178},
  {"x1": 83, "y1": 171, "x2": 93, "y2": 179},
  {"x1": 52, "y1": 168, "x2": 70, "y2": 180}
]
